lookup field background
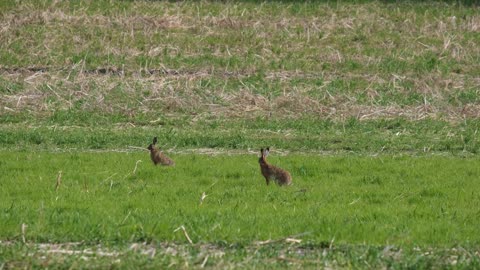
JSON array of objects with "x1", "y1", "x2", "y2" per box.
[{"x1": 1, "y1": 0, "x2": 480, "y2": 268}]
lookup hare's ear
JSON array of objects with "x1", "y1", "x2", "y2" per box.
[
  {"x1": 264, "y1": 147, "x2": 270, "y2": 157},
  {"x1": 153, "y1": 137, "x2": 158, "y2": 145}
]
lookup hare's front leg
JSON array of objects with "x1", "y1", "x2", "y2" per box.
[{"x1": 264, "y1": 176, "x2": 270, "y2": 185}]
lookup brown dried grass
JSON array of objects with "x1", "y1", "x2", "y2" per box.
[
  {"x1": 1, "y1": 1, "x2": 479, "y2": 123},
  {"x1": 1, "y1": 67, "x2": 479, "y2": 122}
]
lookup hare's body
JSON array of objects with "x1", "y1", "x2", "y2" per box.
[
  {"x1": 150, "y1": 148, "x2": 175, "y2": 166},
  {"x1": 259, "y1": 148, "x2": 292, "y2": 186},
  {"x1": 148, "y1": 137, "x2": 175, "y2": 166}
]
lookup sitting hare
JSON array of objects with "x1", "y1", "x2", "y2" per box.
[
  {"x1": 147, "y1": 137, "x2": 175, "y2": 166},
  {"x1": 259, "y1": 147, "x2": 292, "y2": 186}
]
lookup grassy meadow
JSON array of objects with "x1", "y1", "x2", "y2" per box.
[
  {"x1": 1, "y1": 0, "x2": 480, "y2": 268},
  {"x1": 2, "y1": 152, "x2": 480, "y2": 268}
]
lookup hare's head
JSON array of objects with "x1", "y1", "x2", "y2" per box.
[
  {"x1": 259, "y1": 147, "x2": 270, "y2": 164},
  {"x1": 147, "y1": 137, "x2": 158, "y2": 151}
]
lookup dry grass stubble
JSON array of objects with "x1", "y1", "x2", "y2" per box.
[{"x1": 0, "y1": 1, "x2": 479, "y2": 122}]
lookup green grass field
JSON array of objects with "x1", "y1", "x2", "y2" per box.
[
  {"x1": 1, "y1": 0, "x2": 480, "y2": 268},
  {"x1": 1, "y1": 152, "x2": 480, "y2": 268}
]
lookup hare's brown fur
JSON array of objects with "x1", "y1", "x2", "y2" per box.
[
  {"x1": 259, "y1": 148, "x2": 292, "y2": 186},
  {"x1": 147, "y1": 137, "x2": 175, "y2": 166}
]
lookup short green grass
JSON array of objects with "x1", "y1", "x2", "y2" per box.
[
  {"x1": 2, "y1": 118, "x2": 480, "y2": 154},
  {"x1": 1, "y1": 151, "x2": 480, "y2": 267}
]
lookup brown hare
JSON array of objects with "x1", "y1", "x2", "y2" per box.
[
  {"x1": 259, "y1": 147, "x2": 292, "y2": 186},
  {"x1": 147, "y1": 137, "x2": 175, "y2": 166}
]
